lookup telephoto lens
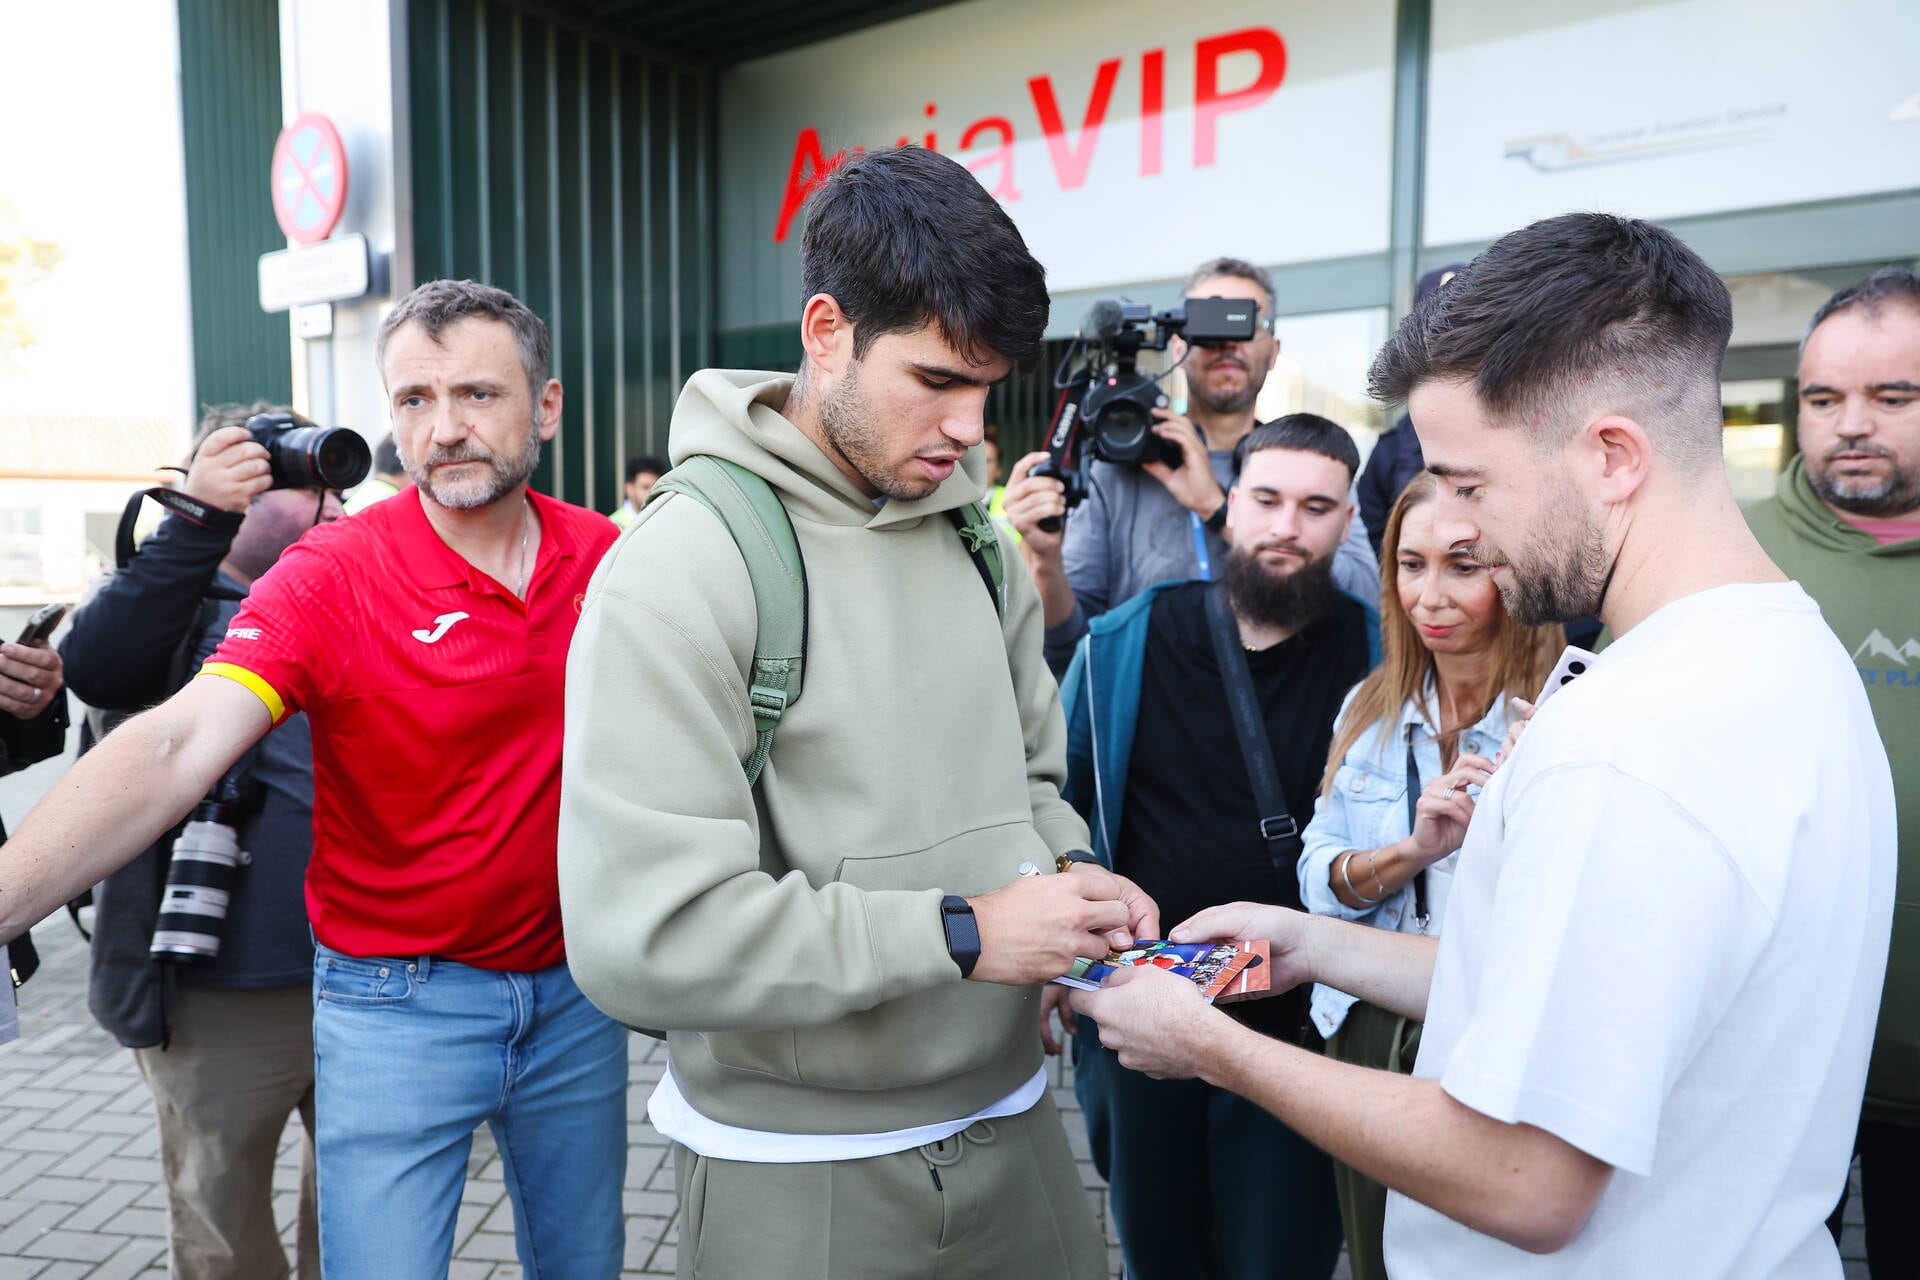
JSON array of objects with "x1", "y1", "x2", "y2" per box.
[
  {"x1": 246, "y1": 412, "x2": 373, "y2": 491},
  {"x1": 149, "y1": 793, "x2": 252, "y2": 962}
]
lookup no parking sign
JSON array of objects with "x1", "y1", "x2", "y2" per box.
[{"x1": 270, "y1": 113, "x2": 349, "y2": 245}]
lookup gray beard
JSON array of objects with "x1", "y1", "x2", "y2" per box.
[{"x1": 1809, "y1": 454, "x2": 1920, "y2": 519}]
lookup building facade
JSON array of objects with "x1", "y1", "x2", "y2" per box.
[{"x1": 181, "y1": 0, "x2": 1920, "y2": 514}]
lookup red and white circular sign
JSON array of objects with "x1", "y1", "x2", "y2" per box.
[{"x1": 270, "y1": 113, "x2": 350, "y2": 245}]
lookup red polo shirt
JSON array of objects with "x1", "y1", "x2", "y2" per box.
[{"x1": 201, "y1": 486, "x2": 617, "y2": 971}]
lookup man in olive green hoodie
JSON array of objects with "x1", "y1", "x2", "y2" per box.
[
  {"x1": 1747, "y1": 266, "x2": 1920, "y2": 1277},
  {"x1": 558, "y1": 146, "x2": 1156, "y2": 1280}
]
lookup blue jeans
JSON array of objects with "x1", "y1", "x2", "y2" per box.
[{"x1": 311, "y1": 945, "x2": 628, "y2": 1278}]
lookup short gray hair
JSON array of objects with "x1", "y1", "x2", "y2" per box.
[
  {"x1": 1803, "y1": 267, "x2": 1920, "y2": 352},
  {"x1": 1184, "y1": 256, "x2": 1275, "y2": 314},
  {"x1": 376, "y1": 279, "x2": 552, "y2": 398}
]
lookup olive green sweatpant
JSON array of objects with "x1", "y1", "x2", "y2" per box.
[
  {"x1": 672, "y1": 1092, "x2": 1105, "y2": 1279},
  {"x1": 1323, "y1": 999, "x2": 1423, "y2": 1280}
]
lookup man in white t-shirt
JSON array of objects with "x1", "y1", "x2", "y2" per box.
[{"x1": 1070, "y1": 211, "x2": 1897, "y2": 1278}]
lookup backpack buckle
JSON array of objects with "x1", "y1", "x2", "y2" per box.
[
  {"x1": 748, "y1": 681, "x2": 789, "y2": 732},
  {"x1": 1258, "y1": 814, "x2": 1299, "y2": 842}
]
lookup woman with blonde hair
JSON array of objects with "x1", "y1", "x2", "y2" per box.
[{"x1": 1296, "y1": 471, "x2": 1562, "y2": 1279}]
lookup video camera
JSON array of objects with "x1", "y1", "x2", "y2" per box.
[{"x1": 1031, "y1": 296, "x2": 1260, "y2": 532}]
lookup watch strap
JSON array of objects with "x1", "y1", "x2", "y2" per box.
[{"x1": 940, "y1": 894, "x2": 981, "y2": 979}]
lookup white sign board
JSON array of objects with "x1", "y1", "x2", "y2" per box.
[
  {"x1": 258, "y1": 233, "x2": 371, "y2": 313},
  {"x1": 1424, "y1": 0, "x2": 1920, "y2": 246},
  {"x1": 717, "y1": 0, "x2": 1396, "y2": 330}
]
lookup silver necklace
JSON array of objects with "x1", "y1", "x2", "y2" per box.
[{"x1": 514, "y1": 499, "x2": 531, "y2": 598}]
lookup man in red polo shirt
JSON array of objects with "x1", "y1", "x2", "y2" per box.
[{"x1": 0, "y1": 280, "x2": 626, "y2": 1278}]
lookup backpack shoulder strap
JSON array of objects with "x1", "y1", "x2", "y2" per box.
[
  {"x1": 948, "y1": 502, "x2": 1007, "y2": 621},
  {"x1": 647, "y1": 457, "x2": 807, "y2": 787}
]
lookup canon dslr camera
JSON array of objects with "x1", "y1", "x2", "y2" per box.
[{"x1": 246, "y1": 412, "x2": 372, "y2": 491}]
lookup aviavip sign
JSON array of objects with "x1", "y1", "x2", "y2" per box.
[
  {"x1": 271, "y1": 113, "x2": 349, "y2": 245},
  {"x1": 718, "y1": 0, "x2": 1394, "y2": 307},
  {"x1": 773, "y1": 27, "x2": 1287, "y2": 243}
]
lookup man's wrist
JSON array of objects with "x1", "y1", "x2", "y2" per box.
[
  {"x1": 940, "y1": 894, "x2": 981, "y2": 979},
  {"x1": 1058, "y1": 850, "x2": 1101, "y2": 874},
  {"x1": 1202, "y1": 500, "x2": 1228, "y2": 534},
  {"x1": 1194, "y1": 1009, "x2": 1267, "y2": 1091}
]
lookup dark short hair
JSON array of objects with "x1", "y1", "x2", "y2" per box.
[
  {"x1": 1368, "y1": 213, "x2": 1732, "y2": 467},
  {"x1": 376, "y1": 279, "x2": 552, "y2": 399},
  {"x1": 1234, "y1": 414, "x2": 1361, "y2": 487},
  {"x1": 1804, "y1": 267, "x2": 1920, "y2": 349},
  {"x1": 799, "y1": 146, "x2": 1049, "y2": 369},
  {"x1": 188, "y1": 401, "x2": 316, "y2": 464},
  {"x1": 1185, "y1": 256, "x2": 1275, "y2": 315},
  {"x1": 373, "y1": 432, "x2": 401, "y2": 476},
  {"x1": 626, "y1": 455, "x2": 667, "y2": 483}
]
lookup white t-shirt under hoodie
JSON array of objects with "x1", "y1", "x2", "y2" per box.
[{"x1": 1385, "y1": 583, "x2": 1896, "y2": 1279}]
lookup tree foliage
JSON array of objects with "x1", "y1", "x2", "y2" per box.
[{"x1": 0, "y1": 203, "x2": 62, "y2": 366}]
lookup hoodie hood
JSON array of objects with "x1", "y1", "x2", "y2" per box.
[
  {"x1": 667, "y1": 369, "x2": 989, "y2": 530},
  {"x1": 1764, "y1": 456, "x2": 1920, "y2": 557}
]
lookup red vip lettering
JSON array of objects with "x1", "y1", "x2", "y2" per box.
[{"x1": 771, "y1": 26, "x2": 1287, "y2": 242}]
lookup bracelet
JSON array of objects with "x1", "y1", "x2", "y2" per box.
[
  {"x1": 1365, "y1": 849, "x2": 1391, "y2": 898},
  {"x1": 1340, "y1": 851, "x2": 1384, "y2": 905}
]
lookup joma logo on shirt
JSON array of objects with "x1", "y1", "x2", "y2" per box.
[
  {"x1": 225, "y1": 627, "x2": 261, "y2": 641},
  {"x1": 411, "y1": 612, "x2": 471, "y2": 644}
]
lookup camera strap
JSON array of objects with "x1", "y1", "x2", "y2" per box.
[
  {"x1": 115, "y1": 487, "x2": 245, "y2": 571},
  {"x1": 1202, "y1": 579, "x2": 1303, "y2": 865},
  {"x1": 1402, "y1": 723, "x2": 1431, "y2": 930},
  {"x1": 1189, "y1": 512, "x2": 1213, "y2": 581}
]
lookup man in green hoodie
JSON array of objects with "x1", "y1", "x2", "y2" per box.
[
  {"x1": 558, "y1": 146, "x2": 1156, "y2": 1280},
  {"x1": 1746, "y1": 266, "x2": 1920, "y2": 1277}
]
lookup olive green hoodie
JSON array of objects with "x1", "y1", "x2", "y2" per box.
[
  {"x1": 1747, "y1": 456, "x2": 1920, "y2": 1127},
  {"x1": 557, "y1": 370, "x2": 1091, "y2": 1134}
]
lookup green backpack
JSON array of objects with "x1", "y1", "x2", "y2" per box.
[{"x1": 647, "y1": 455, "x2": 1007, "y2": 785}]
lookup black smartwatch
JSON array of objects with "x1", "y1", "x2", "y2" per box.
[
  {"x1": 1203, "y1": 502, "x2": 1228, "y2": 535},
  {"x1": 940, "y1": 895, "x2": 981, "y2": 979}
]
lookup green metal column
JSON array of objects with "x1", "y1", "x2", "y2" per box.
[
  {"x1": 176, "y1": 0, "x2": 293, "y2": 409},
  {"x1": 408, "y1": 0, "x2": 717, "y2": 513},
  {"x1": 1387, "y1": 0, "x2": 1431, "y2": 324}
]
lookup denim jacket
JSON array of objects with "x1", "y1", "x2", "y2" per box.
[{"x1": 1296, "y1": 681, "x2": 1519, "y2": 1038}]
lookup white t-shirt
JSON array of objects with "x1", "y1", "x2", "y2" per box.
[
  {"x1": 648, "y1": 1062, "x2": 1048, "y2": 1163},
  {"x1": 1384, "y1": 583, "x2": 1895, "y2": 1279}
]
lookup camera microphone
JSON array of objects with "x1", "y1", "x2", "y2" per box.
[{"x1": 1078, "y1": 299, "x2": 1125, "y2": 344}]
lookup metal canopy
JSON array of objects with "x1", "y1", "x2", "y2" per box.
[{"x1": 521, "y1": 0, "x2": 966, "y2": 65}]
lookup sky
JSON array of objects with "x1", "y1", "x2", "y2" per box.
[{"x1": 0, "y1": 0, "x2": 195, "y2": 425}]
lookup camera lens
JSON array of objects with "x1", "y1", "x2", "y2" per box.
[
  {"x1": 1094, "y1": 400, "x2": 1153, "y2": 458},
  {"x1": 266, "y1": 426, "x2": 372, "y2": 491}
]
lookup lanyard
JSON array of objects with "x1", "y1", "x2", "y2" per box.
[
  {"x1": 1403, "y1": 723, "x2": 1432, "y2": 931},
  {"x1": 1190, "y1": 511, "x2": 1213, "y2": 581}
]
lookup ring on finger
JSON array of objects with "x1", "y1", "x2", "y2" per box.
[{"x1": 1441, "y1": 784, "x2": 1457, "y2": 799}]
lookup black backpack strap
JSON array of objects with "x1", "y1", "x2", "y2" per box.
[{"x1": 1202, "y1": 580, "x2": 1303, "y2": 865}]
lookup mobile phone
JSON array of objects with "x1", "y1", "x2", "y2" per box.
[
  {"x1": 1533, "y1": 644, "x2": 1598, "y2": 710},
  {"x1": 16, "y1": 603, "x2": 67, "y2": 646}
]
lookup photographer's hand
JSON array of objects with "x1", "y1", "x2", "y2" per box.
[
  {"x1": 183, "y1": 426, "x2": 273, "y2": 512},
  {"x1": 0, "y1": 643, "x2": 62, "y2": 720},
  {"x1": 1142, "y1": 410, "x2": 1227, "y2": 529},
  {"x1": 1003, "y1": 451, "x2": 1077, "y2": 628}
]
